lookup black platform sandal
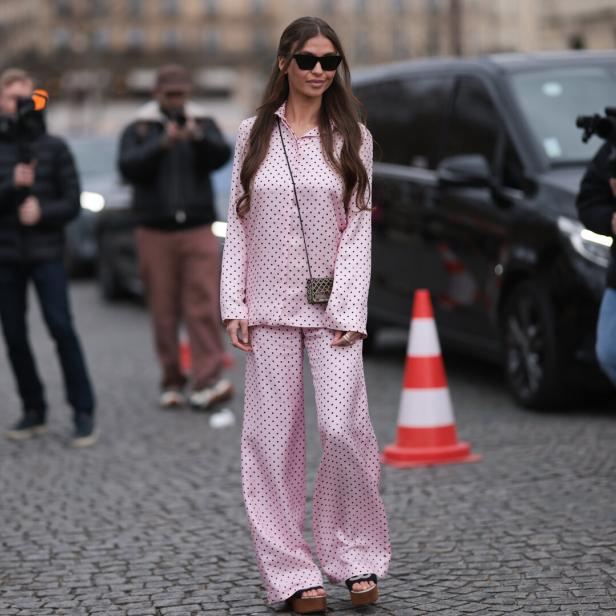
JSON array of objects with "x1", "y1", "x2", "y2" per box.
[
  {"x1": 345, "y1": 573, "x2": 378, "y2": 606},
  {"x1": 285, "y1": 586, "x2": 327, "y2": 614}
]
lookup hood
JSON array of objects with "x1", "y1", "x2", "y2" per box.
[
  {"x1": 539, "y1": 166, "x2": 586, "y2": 194},
  {"x1": 535, "y1": 165, "x2": 587, "y2": 218},
  {"x1": 134, "y1": 100, "x2": 210, "y2": 123}
]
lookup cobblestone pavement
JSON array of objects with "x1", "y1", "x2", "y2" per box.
[{"x1": 1, "y1": 281, "x2": 616, "y2": 616}]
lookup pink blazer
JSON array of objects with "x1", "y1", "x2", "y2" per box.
[{"x1": 220, "y1": 102, "x2": 373, "y2": 337}]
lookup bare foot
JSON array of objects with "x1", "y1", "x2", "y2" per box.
[
  {"x1": 302, "y1": 587, "x2": 326, "y2": 598},
  {"x1": 352, "y1": 580, "x2": 376, "y2": 592}
]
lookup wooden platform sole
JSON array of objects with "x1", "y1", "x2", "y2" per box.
[
  {"x1": 286, "y1": 595, "x2": 327, "y2": 614},
  {"x1": 350, "y1": 584, "x2": 379, "y2": 606}
]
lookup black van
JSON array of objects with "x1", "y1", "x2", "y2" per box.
[{"x1": 354, "y1": 51, "x2": 616, "y2": 408}]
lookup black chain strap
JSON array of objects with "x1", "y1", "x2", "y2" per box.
[{"x1": 276, "y1": 116, "x2": 315, "y2": 281}]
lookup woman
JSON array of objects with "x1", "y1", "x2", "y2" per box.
[{"x1": 220, "y1": 16, "x2": 391, "y2": 614}]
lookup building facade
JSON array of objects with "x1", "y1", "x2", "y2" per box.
[
  {"x1": 0, "y1": 1, "x2": 40, "y2": 68},
  {"x1": 1, "y1": 0, "x2": 615, "y2": 97}
]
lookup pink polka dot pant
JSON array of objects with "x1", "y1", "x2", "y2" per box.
[{"x1": 241, "y1": 325, "x2": 391, "y2": 604}]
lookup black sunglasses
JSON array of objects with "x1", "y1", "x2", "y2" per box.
[{"x1": 293, "y1": 54, "x2": 342, "y2": 72}]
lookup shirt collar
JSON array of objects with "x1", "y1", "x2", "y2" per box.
[{"x1": 274, "y1": 100, "x2": 335, "y2": 138}]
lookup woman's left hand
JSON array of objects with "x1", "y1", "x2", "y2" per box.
[{"x1": 332, "y1": 330, "x2": 362, "y2": 347}]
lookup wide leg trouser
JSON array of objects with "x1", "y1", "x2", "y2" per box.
[{"x1": 241, "y1": 326, "x2": 391, "y2": 604}]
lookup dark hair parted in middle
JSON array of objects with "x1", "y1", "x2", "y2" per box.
[{"x1": 236, "y1": 16, "x2": 370, "y2": 218}]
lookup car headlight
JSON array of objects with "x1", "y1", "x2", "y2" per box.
[
  {"x1": 212, "y1": 221, "x2": 227, "y2": 238},
  {"x1": 80, "y1": 191, "x2": 105, "y2": 213},
  {"x1": 557, "y1": 216, "x2": 612, "y2": 267}
]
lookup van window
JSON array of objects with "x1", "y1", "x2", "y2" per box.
[
  {"x1": 442, "y1": 76, "x2": 525, "y2": 189},
  {"x1": 357, "y1": 80, "x2": 406, "y2": 165},
  {"x1": 442, "y1": 76, "x2": 500, "y2": 167},
  {"x1": 509, "y1": 66, "x2": 616, "y2": 165},
  {"x1": 501, "y1": 138, "x2": 525, "y2": 191},
  {"x1": 356, "y1": 74, "x2": 453, "y2": 169}
]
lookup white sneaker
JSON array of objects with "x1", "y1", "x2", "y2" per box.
[
  {"x1": 160, "y1": 389, "x2": 186, "y2": 409},
  {"x1": 6, "y1": 417, "x2": 47, "y2": 441},
  {"x1": 190, "y1": 379, "x2": 233, "y2": 410},
  {"x1": 71, "y1": 431, "x2": 99, "y2": 449},
  {"x1": 71, "y1": 417, "x2": 98, "y2": 448}
]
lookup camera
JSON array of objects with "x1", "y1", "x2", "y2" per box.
[
  {"x1": 577, "y1": 108, "x2": 616, "y2": 176},
  {"x1": 576, "y1": 108, "x2": 616, "y2": 146},
  {"x1": 0, "y1": 91, "x2": 48, "y2": 162},
  {"x1": 167, "y1": 108, "x2": 187, "y2": 127}
]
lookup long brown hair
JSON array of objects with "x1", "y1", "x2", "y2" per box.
[{"x1": 236, "y1": 16, "x2": 369, "y2": 217}]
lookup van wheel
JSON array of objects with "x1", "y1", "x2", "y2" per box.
[
  {"x1": 97, "y1": 236, "x2": 123, "y2": 301},
  {"x1": 501, "y1": 281, "x2": 565, "y2": 409}
]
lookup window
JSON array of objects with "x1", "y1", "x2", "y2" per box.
[
  {"x1": 391, "y1": 0, "x2": 405, "y2": 14},
  {"x1": 163, "y1": 28, "x2": 180, "y2": 49},
  {"x1": 53, "y1": 28, "x2": 71, "y2": 49},
  {"x1": 443, "y1": 76, "x2": 524, "y2": 189},
  {"x1": 253, "y1": 29, "x2": 268, "y2": 53},
  {"x1": 126, "y1": 28, "x2": 145, "y2": 50},
  {"x1": 357, "y1": 81, "x2": 403, "y2": 165},
  {"x1": 127, "y1": 0, "x2": 142, "y2": 18},
  {"x1": 91, "y1": 28, "x2": 110, "y2": 50},
  {"x1": 320, "y1": 0, "x2": 334, "y2": 15},
  {"x1": 162, "y1": 0, "x2": 179, "y2": 18},
  {"x1": 90, "y1": 0, "x2": 107, "y2": 17},
  {"x1": 442, "y1": 77, "x2": 500, "y2": 166},
  {"x1": 392, "y1": 27, "x2": 408, "y2": 59},
  {"x1": 501, "y1": 139, "x2": 525, "y2": 190},
  {"x1": 203, "y1": 0, "x2": 217, "y2": 16},
  {"x1": 55, "y1": 0, "x2": 72, "y2": 17},
  {"x1": 202, "y1": 29, "x2": 220, "y2": 54},
  {"x1": 509, "y1": 66, "x2": 616, "y2": 165},
  {"x1": 356, "y1": 74, "x2": 453, "y2": 169}
]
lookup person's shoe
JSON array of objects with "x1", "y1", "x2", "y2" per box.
[
  {"x1": 345, "y1": 574, "x2": 379, "y2": 606},
  {"x1": 6, "y1": 413, "x2": 47, "y2": 441},
  {"x1": 189, "y1": 379, "x2": 233, "y2": 411},
  {"x1": 286, "y1": 587, "x2": 327, "y2": 614},
  {"x1": 160, "y1": 388, "x2": 186, "y2": 409},
  {"x1": 72, "y1": 417, "x2": 98, "y2": 449}
]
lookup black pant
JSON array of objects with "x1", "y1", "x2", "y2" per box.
[{"x1": 0, "y1": 259, "x2": 95, "y2": 421}]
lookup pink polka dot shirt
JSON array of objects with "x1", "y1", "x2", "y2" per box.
[{"x1": 220, "y1": 102, "x2": 373, "y2": 337}]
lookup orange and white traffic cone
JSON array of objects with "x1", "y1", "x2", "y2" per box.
[
  {"x1": 179, "y1": 330, "x2": 192, "y2": 376},
  {"x1": 382, "y1": 289, "x2": 481, "y2": 468},
  {"x1": 436, "y1": 242, "x2": 479, "y2": 309},
  {"x1": 179, "y1": 330, "x2": 235, "y2": 375}
]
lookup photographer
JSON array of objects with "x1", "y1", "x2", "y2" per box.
[
  {"x1": 0, "y1": 68, "x2": 97, "y2": 446},
  {"x1": 577, "y1": 140, "x2": 616, "y2": 386},
  {"x1": 118, "y1": 64, "x2": 232, "y2": 409}
]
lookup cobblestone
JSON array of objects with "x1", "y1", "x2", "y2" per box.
[{"x1": 1, "y1": 282, "x2": 616, "y2": 614}]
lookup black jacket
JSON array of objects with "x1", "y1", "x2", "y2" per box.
[
  {"x1": 0, "y1": 129, "x2": 80, "y2": 264},
  {"x1": 577, "y1": 142, "x2": 616, "y2": 289},
  {"x1": 118, "y1": 102, "x2": 231, "y2": 229}
]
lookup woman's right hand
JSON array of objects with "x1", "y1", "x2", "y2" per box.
[{"x1": 225, "y1": 319, "x2": 252, "y2": 352}]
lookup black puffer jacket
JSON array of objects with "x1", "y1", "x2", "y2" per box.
[
  {"x1": 577, "y1": 142, "x2": 616, "y2": 289},
  {"x1": 118, "y1": 101, "x2": 231, "y2": 228},
  {"x1": 0, "y1": 129, "x2": 80, "y2": 264}
]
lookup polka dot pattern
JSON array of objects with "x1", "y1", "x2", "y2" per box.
[
  {"x1": 220, "y1": 102, "x2": 373, "y2": 338},
  {"x1": 241, "y1": 326, "x2": 391, "y2": 604}
]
